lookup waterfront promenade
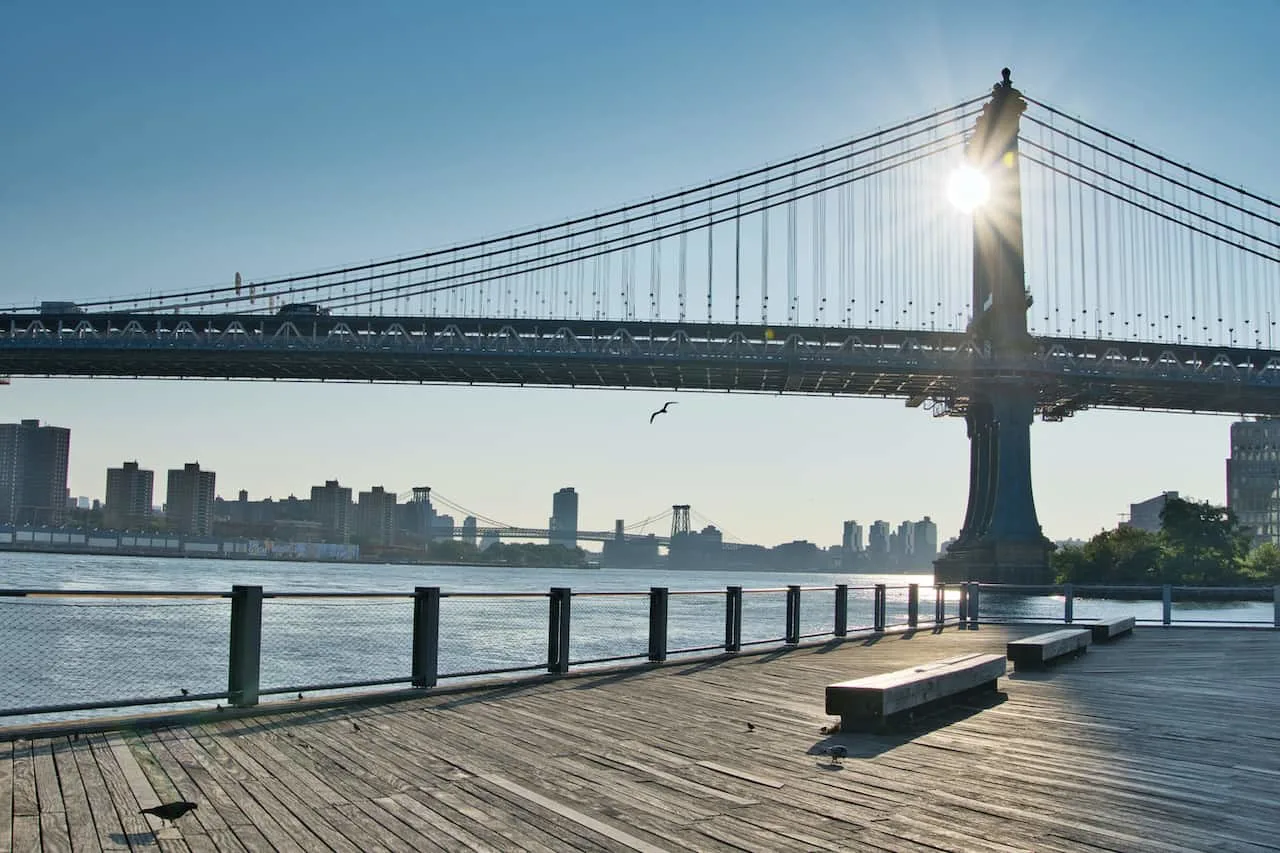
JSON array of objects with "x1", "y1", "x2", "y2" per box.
[{"x1": 3, "y1": 625, "x2": 1278, "y2": 852}]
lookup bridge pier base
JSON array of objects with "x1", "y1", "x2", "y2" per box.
[{"x1": 934, "y1": 386, "x2": 1055, "y2": 585}]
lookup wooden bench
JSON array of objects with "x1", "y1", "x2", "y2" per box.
[
  {"x1": 1087, "y1": 615, "x2": 1136, "y2": 642},
  {"x1": 1006, "y1": 628, "x2": 1091, "y2": 670},
  {"x1": 825, "y1": 653, "x2": 1006, "y2": 732}
]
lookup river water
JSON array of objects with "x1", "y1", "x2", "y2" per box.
[{"x1": 1, "y1": 552, "x2": 1273, "y2": 726}]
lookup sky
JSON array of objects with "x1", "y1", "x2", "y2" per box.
[{"x1": 2, "y1": 0, "x2": 1278, "y2": 547}]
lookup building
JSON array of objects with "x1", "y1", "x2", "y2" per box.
[
  {"x1": 841, "y1": 520, "x2": 863, "y2": 552},
  {"x1": 0, "y1": 419, "x2": 71, "y2": 527},
  {"x1": 894, "y1": 521, "x2": 916, "y2": 557},
  {"x1": 461, "y1": 515, "x2": 477, "y2": 546},
  {"x1": 104, "y1": 461, "x2": 154, "y2": 529},
  {"x1": 1227, "y1": 418, "x2": 1280, "y2": 544},
  {"x1": 868, "y1": 520, "x2": 891, "y2": 555},
  {"x1": 549, "y1": 487, "x2": 579, "y2": 548},
  {"x1": 356, "y1": 486, "x2": 397, "y2": 547},
  {"x1": 1127, "y1": 492, "x2": 1179, "y2": 534},
  {"x1": 311, "y1": 480, "x2": 353, "y2": 543},
  {"x1": 165, "y1": 463, "x2": 216, "y2": 536},
  {"x1": 913, "y1": 516, "x2": 939, "y2": 559}
]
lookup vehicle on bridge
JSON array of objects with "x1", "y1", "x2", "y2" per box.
[
  {"x1": 39, "y1": 301, "x2": 82, "y2": 315},
  {"x1": 276, "y1": 303, "x2": 332, "y2": 317}
]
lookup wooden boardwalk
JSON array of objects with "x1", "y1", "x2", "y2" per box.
[{"x1": 3, "y1": 625, "x2": 1279, "y2": 852}]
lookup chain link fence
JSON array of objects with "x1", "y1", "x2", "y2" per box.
[
  {"x1": 569, "y1": 593, "x2": 649, "y2": 665},
  {"x1": 259, "y1": 595, "x2": 413, "y2": 695},
  {"x1": 0, "y1": 593, "x2": 228, "y2": 722},
  {"x1": 438, "y1": 594, "x2": 548, "y2": 678},
  {"x1": 740, "y1": 588, "x2": 788, "y2": 647},
  {"x1": 667, "y1": 591, "x2": 726, "y2": 654}
]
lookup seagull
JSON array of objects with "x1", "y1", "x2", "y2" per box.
[
  {"x1": 649, "y1": 401, "x2": 678, "y2": 424},
  {"x1": 140, "y1": 801, "x2": 198, "y2": 826},
  {"x1": 822, "y1": 745, "x2": 848, "y2": 764}
]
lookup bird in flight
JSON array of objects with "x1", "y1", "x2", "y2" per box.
[
  {"x1": 140, "y1": 800, "x2": 198, "y2": 826},
  {"x1": 649, "y1": 401, "x2": 678, "y2": 424}
]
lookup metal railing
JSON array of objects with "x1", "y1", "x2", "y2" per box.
[
  {"x1": 5, "y1": 580, "x2": 1274, "y2": 724},
  {"x1": 974, "y1": 582, "x2": 1280, "y2": 628},
  {"x1": 0, "y1": 582, "x2": 946, "y2": 721}
]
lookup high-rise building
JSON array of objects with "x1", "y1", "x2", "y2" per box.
[
  {"x1": 0, "y1": 419, "x2": 71, "y2": 527},
  {"x1": 841, "y1": 520, "x2": 863, "y2": 552},
  {"x1": 549, "y1": 487, "x2": 579, "y2": 548},
  {"x1": 868, "y1": 520, "x2": 891, "y2": 555},
  {"x1": 356, "y1": 486, "x2": 397, "y2": 546},
  {"x1": 105, "y1": 461, "x2": 154, "y2": 530},
  {"x1": 1228, "y1": 418, "x2": 1280, "y2": 544},
  {"x1": 165, "y1": 462, "x2": 216, "y2": 535},
  {"x1": 311, "y1": 480, "x2": 353, "y2": 543},
  {"x1": 461, "y1": 515, "x2": 477, "y2": 545},
  {"x1": 895, "y1": 521, "x2": 916, "y2": 556},
  {"x1": 913, "y1": 516, "x2": 939, "y2": 559}
]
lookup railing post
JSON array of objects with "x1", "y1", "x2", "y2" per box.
[
  {"x1": 1063, "y1": 583, "x2": 1074, "y2": 624},
  {"x1": 957, "y1": 583, "x2": 969, "y2": 625},
  {"x1": 648, "y1": 587, "x2": 669, "y2": 663},
  {"x1": 1275, "y1": 585, "x2": 1279, "y2": 629},
  {"x1": 228, "y1": 585, "x2": 263, "y2": 708},
  {"x1": 935, "y1": 583, "x2": 945, "y2": 625},
  {"x1": 725, "y1": 586, "x2": 742, "y2": 652},
  {"x1": 785, "y1": 585, "x2": 801, "y2": 644},
  {"x1": 412, "y1": 586, "x2": 441, "y2": 688},
  {"x1": 1162, "y1": 584, "x2": 1173, "y2": 627},
  {"x1": 547, "y1": 587, "x2": 571, "y2": 674},
  {"x1": 873, "y1": 584, "x2": 886, "y2": 632},
  {"x1": 907, "y1": 583, "x2": 919, "y2": 628},
  {"x1": 968, "y1": 582, "x2": 980, "y2": 629},
  {"x1": 834, "y1": 584, "x2": 848, "y2": 636}
]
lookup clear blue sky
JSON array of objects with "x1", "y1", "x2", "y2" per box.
[{"x1": 2, "y1": 1, "x2": 1277, "y2": 546}]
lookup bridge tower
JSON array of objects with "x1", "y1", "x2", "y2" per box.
[
  {"x1": 934, "y1": 69, "x2": 1056, "y2": 584},
  {"x1": 671, "y1": 505, "x2": 691, "y2": 539}
]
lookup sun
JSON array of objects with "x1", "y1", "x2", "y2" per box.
[{"x1": 946, "y1": 164, "x2": 990, "y2": 213}]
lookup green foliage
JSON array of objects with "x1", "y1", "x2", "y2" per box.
[{"x1": 1054, "y1": 496, "x2": 1268, "y2": 586}]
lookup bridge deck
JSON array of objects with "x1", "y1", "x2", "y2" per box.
[{"x1": 3, "y1": 625, "x2": 1278, "y2": 852}]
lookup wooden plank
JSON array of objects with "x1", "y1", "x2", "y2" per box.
[
  {"x1": 50, "y1": 740, "x2": 104, "y2": 853},
  {"x1": 85, "y1": 734, "x2": 187, "y2": 853},
  {"x1": 0, "y1": 740, "x2": 13, "y2": 853},
  {"x1": 68, "y1": 734, "x2": 130, "y2": 852},
  {"x1": 473, "y1": 771, "x2": 670, "y2": 853}
]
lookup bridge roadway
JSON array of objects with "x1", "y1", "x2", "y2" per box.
[
  {"x1": 4, "y1": 312, "x2": 1280, "y2": 416},
  {"x1": 472, "y1": 526, "x2": 671, "y2": 546},
  {"x1": 2, "y1": 625, "x2": 1276, "y2": 851}
]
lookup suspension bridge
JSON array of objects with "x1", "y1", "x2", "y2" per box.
[{"x1": 4, "y1": 69, "x2": 1278, "y2": 582}]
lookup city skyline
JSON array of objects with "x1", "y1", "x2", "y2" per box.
[{"x1": 4, "y1": 2, "x2": 1278, "y2": 546}]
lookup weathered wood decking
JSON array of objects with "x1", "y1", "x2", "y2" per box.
[{"x1": 4, "y1": 625, "x2": 1279, "y2": 852}]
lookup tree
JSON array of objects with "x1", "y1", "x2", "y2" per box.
[
  {"x1": 1158, "y1": 497, "x2": 1250, "y2": 584},
  {"x1": 1053, "y1": 526, "x2": 1163, "y2": 584},
  {"x1": 1243, "y1": 542, "x2": 1280, "y2": 583}
]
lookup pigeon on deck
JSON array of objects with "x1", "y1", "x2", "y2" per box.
[
  {"x1": 140, "y1": 801, "x2": 198, "y2": 826},
  {"x1": 822, "y1": 745, "x2": 848, "y2": 764}
]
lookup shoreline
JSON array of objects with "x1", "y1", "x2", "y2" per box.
[{"x1": 0, "y1": 542, "x2": 598, "y2": 571}]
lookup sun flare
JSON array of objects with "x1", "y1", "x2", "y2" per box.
[{"x1": 946, "y1": 164, "x2": 990, "y2": 213}]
